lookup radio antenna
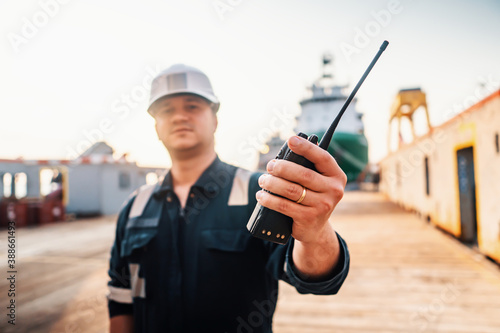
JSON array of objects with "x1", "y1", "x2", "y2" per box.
[{"x1": 318, "y1": 40, "x2": 389, "y2": 150}]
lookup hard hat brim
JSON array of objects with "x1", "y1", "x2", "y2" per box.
[{"x1": 147, "y1": 90, "x2": 220, "y2": 115}]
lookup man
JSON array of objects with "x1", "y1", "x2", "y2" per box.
[{"x1": 107, "y1": 64, "x2": 350, "y2": 332}]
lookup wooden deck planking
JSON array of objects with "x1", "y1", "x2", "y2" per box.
[
  {"x1": 0, "y1": 217, "x2": 114, "y2": 333},
  {"x1": 273, "y1": 191, "x2": 500, "y2": 333}
]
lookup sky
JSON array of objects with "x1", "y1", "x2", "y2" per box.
[{"x1": 1, "y1": 0, "x2": 499, "y2": 170}]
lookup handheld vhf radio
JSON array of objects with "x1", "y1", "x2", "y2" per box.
[{"x1": 247, "y1": 40, "x2": 389, "y2": 245}]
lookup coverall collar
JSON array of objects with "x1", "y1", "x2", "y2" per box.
[{"x1": 153, "y1": 155, "x2": 223, "y2": 198}]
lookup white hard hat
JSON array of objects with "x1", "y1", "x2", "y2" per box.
[{"x1": 147, "y1": 64, "x2": 219, "y2": 115}]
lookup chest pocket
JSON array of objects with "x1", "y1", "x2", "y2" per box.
[
  {"x1": 201, "y1": 229, "x2": 251, "y2": 252},
  {"x1": 121, "y1": 217, "x2": 160, "y2": 258}
]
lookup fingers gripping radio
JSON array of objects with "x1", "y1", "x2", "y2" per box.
[{"x1": 247, "y1": 41, "x2": 389, "y2": 245}]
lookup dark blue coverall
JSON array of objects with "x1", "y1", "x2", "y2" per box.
[{"x1": 107, "y1": 156, "x2": 350, "y2": 332}]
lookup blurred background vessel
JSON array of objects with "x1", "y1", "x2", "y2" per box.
[{"x1": 258, "y1": 54, "x2": 368, "y2": 183}]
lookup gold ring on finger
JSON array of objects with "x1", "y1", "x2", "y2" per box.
[{"x1": 295, "y1": 186, "x2": 307, "y2": 204}]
